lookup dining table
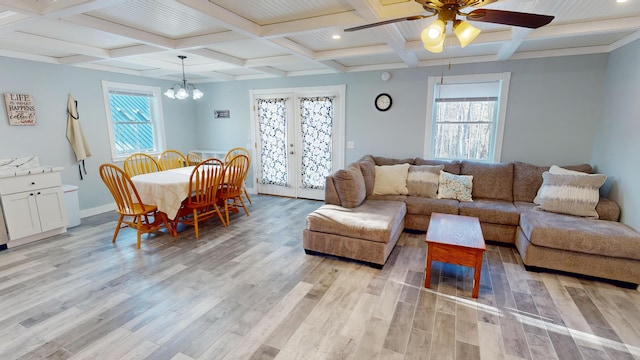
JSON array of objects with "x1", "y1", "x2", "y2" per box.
[
  {"x1": 131, "y1": 166, "x2": 196, "y2": 227},
  {"x1": 130, "y1": 165, "x2": 235, "y2": 236}
]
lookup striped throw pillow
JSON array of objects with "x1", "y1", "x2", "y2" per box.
[
  {"x1": 535, "y1": 172, "x2": 606, "y2": 218},
  {"x1": 406, "y1": 165, "x2": 443, "y2": 198}
]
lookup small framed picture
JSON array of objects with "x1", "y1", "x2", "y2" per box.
[
  {"x1": 214, "y1": 110, "x2": 230, "y2": 118},
  {"x1": 4, "y1": 93, "x2": 37, "y2": 126}
]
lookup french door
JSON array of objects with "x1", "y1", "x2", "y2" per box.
[{"x1": 251, "y1": 86, "x2": 345, "y2": 200}]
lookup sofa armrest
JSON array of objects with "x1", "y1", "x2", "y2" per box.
[
  {"x1": 324, "y1": 175, "x2": 341, "y2": 205},
  {"x1": 596, "y1": 197, "x2": 621, "y2": 222}
]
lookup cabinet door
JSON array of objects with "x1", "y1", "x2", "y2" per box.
[
  {"x1": 1, "y1": 192, "x2": 41, "y2": 239},
  {"x1": 35, "y1": 187, "x2": 68, "y2": 232}
]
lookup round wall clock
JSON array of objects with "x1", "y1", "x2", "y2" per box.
[{"x1": 375, "y1": 93, "x2": 392, "y2": 111}]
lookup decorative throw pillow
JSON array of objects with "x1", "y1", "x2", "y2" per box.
[
  {"x1": 406, "y1": 165, "x2": 444, "y2": 198},
  {"x1": 437, "y1": 171, "x2": 473, "y2": 202},
  {"x1": 535, "y1": 172, "x2": 606, "y2": 218},
  {"x1": 534, "y1": 165, "x2": 589, "y2": 204},
  {"x1": 333, "y1": 164, "x2": 366, "y2": 208},
  {"x1": 373, "y1": 163, "x2": 411, "y2": 195}
]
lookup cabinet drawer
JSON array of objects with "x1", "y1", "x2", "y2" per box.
[{"x1": 0, "y1": 173, "x2": 62, "y2": 195}]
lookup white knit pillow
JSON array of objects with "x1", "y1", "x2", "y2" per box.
[
  {"x1": 534, "y1": 165, "x2": 589, "y2": 204},
  {"x1": 535, "y1": 172, "x2": 606, "y2": 218},
  {"x1": 373, "y1": 163, "x2": 411, "y2": 195}
]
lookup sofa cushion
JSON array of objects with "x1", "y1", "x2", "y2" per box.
[
  {"x1": 332, "y1": 163, "x2": 366, "y2": 208},
  {"x1": 519, "y1": 210, "x2": 640, "y2": 261},
  {"x1": 461, "y1": 161, "x2": 514, "y2": 202},
  {"x1": 458, "y1": 199, "x2": 520, "y2": 226},
  {"x1": 358, "y1": 155, "x2": 376, "y2": 197},
  {"x1": 373, "y1": 156, "x2": 415, "y2": 166},
  {"x1": 414, "y1": 158, "x2": 461, "y2": 175},
  {"x1": 406, "y1": 165, "x2": 443, "y2": 198},
  {"x1": 535, "y1": 172, "x2": 606, "y2": 218},
  {"x1": 596, "y1": 197, "x2": 621, "y2": 222},
  {"x1": 437, "y1": 171, "x2": 473, "y2": 202},
  {"x1": 513, "y1": 161, "x2": 594, "y2": 203},
  {"x1": 306, "y1": 200, "x2": 406, "y2": 244},
  {"x1": 373, "y1": 163, "x2": 410, "y2": 195},
  {"x1": 405, "y1": 196, "x2": 458, "y2": 216}
]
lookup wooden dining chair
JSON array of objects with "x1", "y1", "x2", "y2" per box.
[
  {"x1": 176, "y1": 158, "x2": 227, "y2": 238},
  {"x1": 99, "y1": 163, "x2": 170, "y2": 248},
  {"x1": 123, "y1": 153, "x2": 160, "y2": 177},
  {"x1": 223, "y1": 147, "x2": 252, "y2": 204},
  {"x1": 158, "y1": 150, "x2": 187, "y2": 170},
  {"x1": 218, "y1": 154, "x2": 250, "y2": 225},
  {"x1": 186, "y1": 151, "x2": 203, "y2": 166}
]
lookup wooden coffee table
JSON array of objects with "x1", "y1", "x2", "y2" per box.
[{"x1": 424, "y1": 213, "x2": 486, "y2": 298}]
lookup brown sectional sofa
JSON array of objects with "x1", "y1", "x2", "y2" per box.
[{"x1": 303, "y1": 155, "x2": 640, "y2": 285}]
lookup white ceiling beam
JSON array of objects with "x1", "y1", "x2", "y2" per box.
[
  {"x1": 509, "y1": 45, "x2": 611, "y2": 61},
  {"x1": 496, "y1": 28, "x2": 532, "y2": 61},
  {"x1": 529, "y1": 17, "x2": 640, "y2": 40},
  {"x1": 175, "y1": 31, "x2": 247, "y2": 49},
  {"x1": 0, "y1": 48, "x2": 58, "y2": 63},
  {"x1": 316, "y1": 44, "x2": 393, "y2": 60},
  {"x1": 245, "y1": 55, "x2": 300, "y2": 68},
  {"x1": 39, "y1": 0, "x2": 130, "y2": 18},
  {"x1": 609, "y1": 29, "x2": 640, "y2": 52},
  {"x1": 377, "y1": 25, "x2": 419, "y2": 67},
  {"x1": 252, "y1": 66, "x2": 287, "y2": 77},
  {"x1": 74, "y1": 62, "x2": 145, "y2": 76},
  {"x1": 347, "y1": 0, "x2": 419, "y2": 67},
  {"x1": 3, "y1": 31, "x2": 110, "y2": 58},
  {"x1": 318, "y1": 60, "x2": 347, "y2": 73},
  {"x1": 58, "y1": 54, "x2": 105, "y2": 65},
  {"x1": 110, "y1": 45, "x2": 165, "y2": 58},
  {"x1": 176, "y1": 0, "x2": 260, "y2": 37},
  {"x1": 64, "y1": 14, "x2": 175, "y2": 49},
  {"x1": 260, "y1": 11, "x2": 362, "y2": 38},
  {"x1": 188, "y1": 48, "x2": 245, "y2": 67}
]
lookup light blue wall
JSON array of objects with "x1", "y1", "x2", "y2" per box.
[
  {"x1": 195, "y1": 54, "x2": 607, "y2": 166},
  {"x1": 592, "y1": 39, "x2": 640, "y2": 231},
  {"x1": 0, "y1": 57, "x2": 197, "y2": 212}
]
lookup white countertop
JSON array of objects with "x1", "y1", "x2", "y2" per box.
[{"x1": 0, "y1": 166, "x2": 64, "y2": 179}]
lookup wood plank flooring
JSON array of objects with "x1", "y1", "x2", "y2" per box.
[{"x1": 1, "y1": 194, "x2": 639, "y2": 360}]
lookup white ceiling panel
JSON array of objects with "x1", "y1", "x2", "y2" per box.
[
  {"x1": 209, "y1": 0, "x2": 354, "y2": 25},
  {"x1": 86, "y1": 0, "x2": 227, "y2": 39},
  {"x1": 0, "y1": 0, "x2": 638, "y2": 81},
  {"x1": 205, "y1": 39, "x2": 287, "y2": 60}
]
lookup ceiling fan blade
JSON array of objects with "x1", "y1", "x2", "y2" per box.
[
  {"x1": 466, "y1": 9, "x2": 554, "y2": 29},
  {"x1": 463, "y1": 0, "x2": 497, "y2": 8},
  {"x1": 344, "y1": 15, "x2": 429, "y2": 32}
]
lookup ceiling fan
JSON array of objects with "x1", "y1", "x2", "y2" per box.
[{"x1": 344, "y1": 0, "x2": 554, "y2": 53}]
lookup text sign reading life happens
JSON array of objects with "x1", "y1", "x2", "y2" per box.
[{"x1": 4, "y1": 93, "x2": 37, "y2": 126}]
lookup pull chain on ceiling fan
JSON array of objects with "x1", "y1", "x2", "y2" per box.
[{"x1": 345, "y1": 0, "x2": 554, "y2": 53}]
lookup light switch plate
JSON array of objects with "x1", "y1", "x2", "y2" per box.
[{"x1": 347, "y1": 141, "x2": 355, "y2": 149}]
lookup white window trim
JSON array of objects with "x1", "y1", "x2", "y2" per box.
[
  {"x1": 424, "y1": 72, "x2": 511, "y2": 163},
  {"x1": 101, "y1": 81, "x2": 167, "y2": 162}
]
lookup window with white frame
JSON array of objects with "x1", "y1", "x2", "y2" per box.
[
  {"x1": 425, "y1": 73, "x2": 510, "y2": 163},
  {"x1": 102, "y1": 81, "x2": 167, "y2": 161}
]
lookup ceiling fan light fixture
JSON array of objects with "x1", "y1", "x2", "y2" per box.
[
  {"x1": 422, "y1": 19, "x2": 445, "y2": 42},
  {"x1": 165, "y1": 55, "x2": 203, "y2": 100},
  {"x1": 453, "y1": 20, "x2": 481, "y2": 48}
]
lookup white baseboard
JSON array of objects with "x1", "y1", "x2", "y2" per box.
[{"x1": 80, "y1": 203, "x2": 116, "y2": 218}]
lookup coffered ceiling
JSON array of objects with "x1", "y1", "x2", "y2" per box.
[{"x1": 1, "y1": 0, "x2": 639, "y2": 84}]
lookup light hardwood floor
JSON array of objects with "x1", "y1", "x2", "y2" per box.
[{"x1": 1, "y1": 195, "x2": 639, "y2": 360}]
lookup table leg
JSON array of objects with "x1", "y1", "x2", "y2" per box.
[
  {"x1": 472, "y1": 250, "x2": 483, "y2": 298},
  {"x1": 424, "y1": 244, "x2": 433, "y2": 288}
]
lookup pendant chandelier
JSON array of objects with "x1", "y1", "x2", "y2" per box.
[{"x1": 164, "y1": 55, "x2": 203, "y2": 100}]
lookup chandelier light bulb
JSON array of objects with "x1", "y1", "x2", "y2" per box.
[{"x1": 164, "y1": 55, "x2": 203, "y2": 100}]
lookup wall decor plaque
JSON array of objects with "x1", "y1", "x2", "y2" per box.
[
  {"x1": 214, "y1": 110, "x2": 230, "y2": 118},
  {"x1": 4, "y1": 93, "x2": 37, "y2": 126}
]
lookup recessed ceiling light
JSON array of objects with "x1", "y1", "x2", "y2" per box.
[
  {"x1": 332, "y1": 35, "x2": 341, "y2": 40},
  {"x1": 617, "y1": 0, "x2": 628, "y2": 3}
]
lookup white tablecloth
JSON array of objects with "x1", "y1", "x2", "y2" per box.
[{"x1": 131, "y1": 166, "x2": 195, "y2": 220}]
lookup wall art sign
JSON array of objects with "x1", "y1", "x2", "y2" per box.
[
  {"x1": 214, "y1": 110, "x2": 230, "y2": 118},
  {"x1": 4, "y1": 93, "x2": 37, "y2": 126}
]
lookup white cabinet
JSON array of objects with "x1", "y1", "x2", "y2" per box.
[{"x1": 0, "y1": 172, "x2": 67, "y2": 246}]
